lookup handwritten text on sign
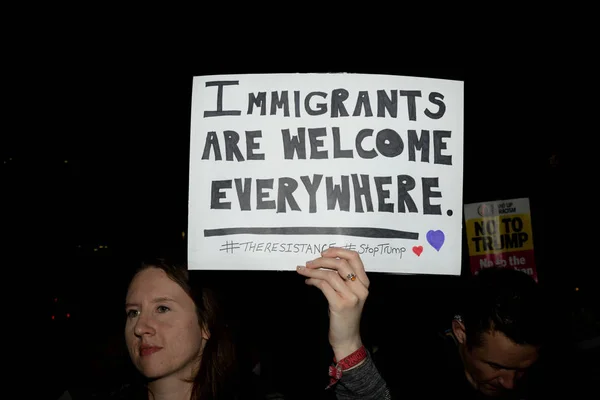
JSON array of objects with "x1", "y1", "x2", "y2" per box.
[{"x1": 188, "y1": 74, "x2": 464, "y2": 274}]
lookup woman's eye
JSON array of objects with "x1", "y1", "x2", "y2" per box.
[
  {"x1": 157, "y1": 305, "x2": 170, "y2": 313},
  {"x1": 126, "y1": 309, "x2": 139, "y2": 318}
]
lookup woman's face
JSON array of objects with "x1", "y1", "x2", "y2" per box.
[{"x1": 125, "y1": 267, "x2": 207, "y2": 381}]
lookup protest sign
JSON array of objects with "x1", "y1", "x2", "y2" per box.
[
  {"x1": 188, "y1": 73, "x2": 464, "y2": 274},
  {"x1": 464, "y1": 198, "x2": 538, "y2": 280}
]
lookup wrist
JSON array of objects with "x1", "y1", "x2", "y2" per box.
[
  {"x1": 327, "y1": 344, "x2": 368, "y2": 388},
  {"x1": 339, "y1": 356, "x2": 367, "y2": 372},
  {"x1": 332, "y1": 340, "x2": 363, "y2": 361}
]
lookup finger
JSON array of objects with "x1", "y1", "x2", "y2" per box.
[
  {"x1": 306, "y1": 252, "x2": 369, "y2": 288},
  {"x1": 300, "y1": 263, "x2": 368, "y2": 300},
  {"x1": 297, "y1": 266, "x2": 351, "y2": 295},
  {"x1": 321, "y1": 247, "x2": 369, "y2": 287},
  {"x1": 306, "y1": 257, "x2": 359, "y2": 285},
  {"x1": 304, "y1": 278, "x2": 340, "y2": 305}
]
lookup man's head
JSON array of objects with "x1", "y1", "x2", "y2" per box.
[{"x1": 452, "y1": 268, "x2": 546, "y2": 397}]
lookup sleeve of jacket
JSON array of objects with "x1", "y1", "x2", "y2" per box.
[{"x1": 332, "y1": 351, "x2": 391, "y2": 400}]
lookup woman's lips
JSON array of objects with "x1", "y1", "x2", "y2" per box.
[{"x1": 140, "y1": 345, "x2": 163, "y2": 357}]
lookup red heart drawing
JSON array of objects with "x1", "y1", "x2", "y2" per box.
[{"x1": 413, "y1": 246, "x2": 423, "y2": 256}]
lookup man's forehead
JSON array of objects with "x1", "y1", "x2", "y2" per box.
[{"x1": 476, "y1": 330, "x2": 539, "y2": 367}]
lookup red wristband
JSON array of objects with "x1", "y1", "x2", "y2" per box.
[{"x1": 326, "y1": 345, "x2": 367, "y2": 388}]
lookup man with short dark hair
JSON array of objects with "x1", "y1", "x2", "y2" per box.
[{"x1": 446, "y1": 267, "x2": 545, "y2": 397}]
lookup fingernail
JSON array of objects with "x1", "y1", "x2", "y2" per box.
[
  {"x1": 306, "y1": 260, "x2": 313, "y2": 265},
  {"x1": 297, "y1": 265, "x2": 305, "y2": 270}
]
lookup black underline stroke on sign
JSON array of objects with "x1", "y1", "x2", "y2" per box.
[{"x1": 204, "y1": 227, "x2": 419, "y2": 240}]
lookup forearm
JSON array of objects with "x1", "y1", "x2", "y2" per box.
[{"x1": 333, "y1": 352, "x2": 391, "y2": 400}]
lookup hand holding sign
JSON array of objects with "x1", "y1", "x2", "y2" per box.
[{"x1": 297, "y1": 247, "x2": 369, "y2": 361}]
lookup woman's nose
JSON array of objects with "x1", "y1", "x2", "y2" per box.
[{"x1": 133, "y1": 313, "x2": 156, "y2": 337}]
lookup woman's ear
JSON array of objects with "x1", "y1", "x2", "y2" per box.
[
  {"x1": 201, "y1": 326, "x2": 210, "y2": 341},
  {"x1": 452, "y1": 315, "x2": 466, "y2": 345}
]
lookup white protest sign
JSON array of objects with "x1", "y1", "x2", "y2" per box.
[{"x1": 188, "y1": 73, "x2": 464, "y2": 274}]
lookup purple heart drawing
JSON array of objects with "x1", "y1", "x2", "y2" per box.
[{"x1": 426, "y1": 230, "x2": 445, "y2": 251}]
